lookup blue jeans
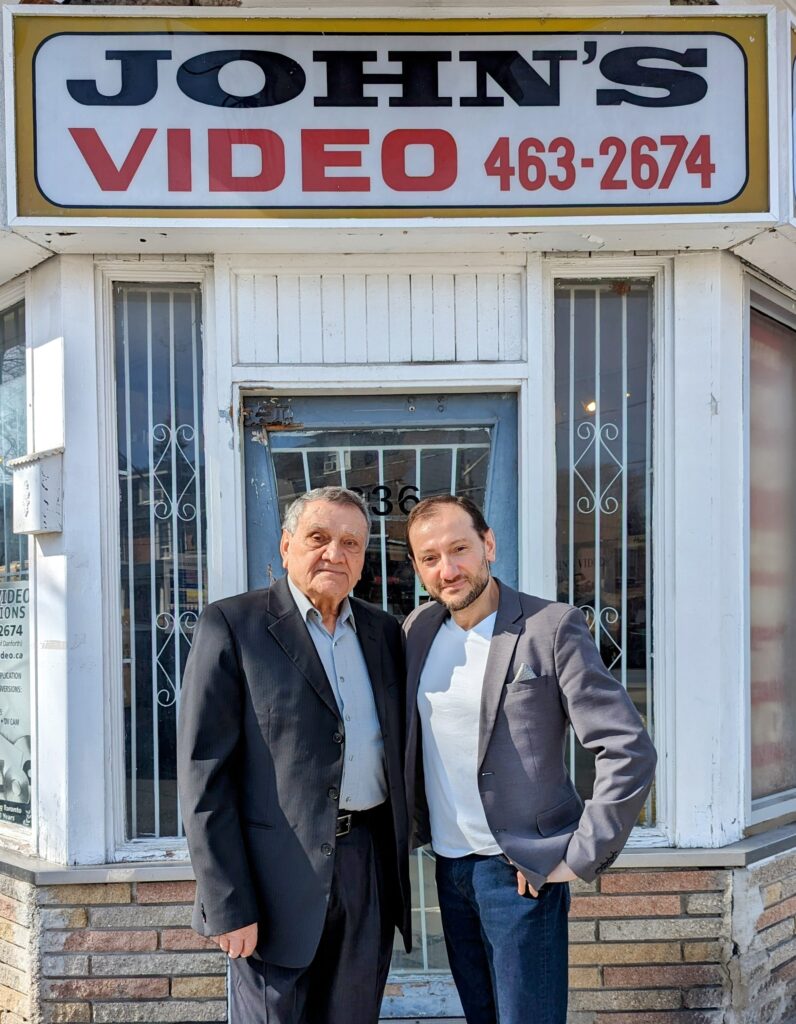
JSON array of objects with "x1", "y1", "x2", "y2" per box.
[{"x1": 435, "y1": 853, "x2": 570, "y2": 1024}]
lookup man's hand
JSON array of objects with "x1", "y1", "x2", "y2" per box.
[
  {"x1": 212, "y1": 922, "x2": 258, "y2": 958},
  {"x1": 517, "y1": 860, "x2": 578, "y2": 898}
]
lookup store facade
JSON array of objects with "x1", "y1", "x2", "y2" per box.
[{"x1": 1, "y1": 2, "x2": 796, "y2": 1022}]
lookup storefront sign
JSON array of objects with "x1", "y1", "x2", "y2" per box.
[
  {"x1": 10, "y1": 14, "x2": 769, "y2": 218},
  {"x1": 0, "y1": 583, "x2": 30, "y2": 828}
]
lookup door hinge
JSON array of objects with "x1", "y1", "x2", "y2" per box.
[{"x1": 243, "y1": 398, "x2": 295, "y2": 443}]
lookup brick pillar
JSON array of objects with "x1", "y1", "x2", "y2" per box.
[
  {"x1": 37, "y1": 880, "x2": 226, "y2": 1023},
  {"x1": 0, "y1": 873, "x2": 36, "y2": 1024}
]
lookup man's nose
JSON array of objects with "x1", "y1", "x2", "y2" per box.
[
  {"x1": 439, "y1": 556, "x2": 460, "y2": 579},
  {"x1": 322, "y1": 539, "x2": 346, "y2": 562}
]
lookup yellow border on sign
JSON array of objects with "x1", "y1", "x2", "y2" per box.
[{"x1": 13, "y1": 13, "x2": 770, "y2": 219}]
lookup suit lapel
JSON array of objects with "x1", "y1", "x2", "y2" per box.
[
  {"x1": 477, "y1": 580, "x2": 524, "y2": 768},
  {"x1": 266, "y1": 577, "x2": 340, "y2": 719},
  {"x1": 405, "y1": 601, "x2": 448, "y2": 748}
]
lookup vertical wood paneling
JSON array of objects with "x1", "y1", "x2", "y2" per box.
[
  {"x1": 476, "y1": 274, "x2": 500, "y2": 360},
  {"x1": 410, "y1": 274, "x2": 434, "y2": 363},
  {"x1": 298, "y1": 276, "x2": 323, "y2": 363},
  {"x1": 254, "y1": 275, "x2": 278, "y2": 364},
  {"x1": 321, "y1": 275, "x2": 345, "y2": 364},
  {"x1": 234, "y1": 274, "x2": 255, "y2": 363},
  {"x1": 344, "y1": 275, "x2": 368, "y2": 363},
  {"x1": 501, "y1": 274, "x2": 523, "y2": 361},
  {"x1": 432, "y1": 274, "x2": 456, "y2": 362},
  {"x1": 366, "y1": 275, "x2": 390, "y2": 363},
  {"x1": 276, "y1": 275, "x2": 301, "y2": 363},
  {"x1": 232, "y1": 268, "x2": 525, "y2": 365},
  {"x1": 454, "y1": 274, "x2": 478, "y2": 362},
  {"x1": 388, "y1": 275, "x2": 412, "y2": 363}
]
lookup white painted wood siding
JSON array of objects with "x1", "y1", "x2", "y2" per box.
[{"x1": 233, "y1": 270, "x2": 524, "y2": 365}]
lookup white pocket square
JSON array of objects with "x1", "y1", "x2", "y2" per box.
[{"x1": 510, "y1": 662, "x2": 538, "y2": 684}]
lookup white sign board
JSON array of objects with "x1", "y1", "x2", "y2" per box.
[{"x1": 12, "y1": 15, "x2": 770, "y2": 218}]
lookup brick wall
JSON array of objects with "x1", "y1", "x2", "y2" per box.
[
  {"x1": 0, "y1": 873, "x2": 35, "y2": 1024},
  {"x1": 38, "y1": 880, "x2": 226, "y2": 1023},
  {"x1": 567, "y1": 869, "x2": 732, "y2": 1024},
  {"x1": 2, "y1": 861, "x2": 796, "y2": 1022},
  {"x1": 732, "y1": 849, "x2": 796, "y2": 1024}
]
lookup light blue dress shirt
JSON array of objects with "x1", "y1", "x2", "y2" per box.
[{"x1": 287, "y1": 576, "x2": 387, "y2": 810}]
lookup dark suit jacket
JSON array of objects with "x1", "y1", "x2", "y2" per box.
[
  {"x1": 177, "y1": 576, "x2": 411, "y2": 969},
  {"x1": 404, "y1": 580, "x2": 657, "y2": 892}
]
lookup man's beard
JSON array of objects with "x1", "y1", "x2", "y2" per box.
[{"x1": 431, "y1": 560, "x2": 491, "y2": 612}]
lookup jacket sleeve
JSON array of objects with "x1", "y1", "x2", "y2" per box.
[
  {"x1": 555, "y1": 606, "x2": 657, "y2": 881},
  {"x1": 177, "y1": 603, "x2": 259, "y2": 936}
]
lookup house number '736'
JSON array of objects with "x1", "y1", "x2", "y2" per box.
[{"x1": 349, "y1": 485, "x2": 420, "y2": 517}]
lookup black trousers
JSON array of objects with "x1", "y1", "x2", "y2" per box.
[{"x1": 229, "y1": 810, "x2": 395, "y2": 1024}]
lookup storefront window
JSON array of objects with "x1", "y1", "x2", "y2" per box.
[
  {"x1": 0, "y1": 301, "x2": 30, "y2": 828},
  {"x1": 554, "y1": 280, "x2": 654, "y2": 825},
  {"x1": 750, "y1": 307, "x2": 796, "y2": 805},
  {"x1": 114, "y1": 284, "x2": 206, "y2": 840}
]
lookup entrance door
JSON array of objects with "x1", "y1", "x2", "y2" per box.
[{"x1": 242, "y1": 392, "x2": 518, "y2": 1017}]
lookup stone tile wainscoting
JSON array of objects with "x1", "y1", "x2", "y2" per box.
[{"x1": 2, "y1": 830, "x2": 796, "y2": 1023}]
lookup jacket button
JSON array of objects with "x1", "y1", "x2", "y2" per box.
[
  {"x1": 321, "y1": 843, "x2": 333, "y2": 856},
  {"x1": 328, "y1": 787, "x2": 339, "y2": 800},
  {"x1": 333, "y1": 732, "x2": 343, "y2": 744}
]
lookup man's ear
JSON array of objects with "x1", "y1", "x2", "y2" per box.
[
  {"x1": 485, "y1": 529, "x2": 497, "y2": 564},
  {"x1": 279, "y1": 530, "x2": 291, "y2": 569}
]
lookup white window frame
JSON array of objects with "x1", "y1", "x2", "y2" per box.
[
  {"x1": 97, "y1": 260, "x2": 212, "y2": 862},
  {"x1": 745, "y1": 272, "x2": 796, "y2": 829},
  {"x1": 0, "y1": 274, "x2": 34, "y2": 856}
]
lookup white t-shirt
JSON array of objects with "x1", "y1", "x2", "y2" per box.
[{"x1": 417, "y1": 611, "x2": 502, "y2": 858}]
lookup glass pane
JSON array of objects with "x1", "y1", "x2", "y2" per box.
[
  {"x1": 750, "y1": 309, "x2": 796, "y2": 801},
  {"x1": 0, "y1": 301, "x2": 31, "y2": 828},
  {"x1": 420, "y1": 449, "x2": 452, "y2": 497},
  {"x1": 554, "y1": 280, "x2": 654, "y2": 825},
  {"x1": 115, "y1": 284, "x2": 206, "y2": 839},
  {"x1": 455, "y1": 446, "x2": 489, "y2": 508},
  {"x1": 391, "y1": 849, "x2": 448, "y2": 971},
  {"x1": 273, "y1": 452, "x2": 308, "y2": 523},
  {"x1": 307, "y1": 450, "x2": 342, "y2": 490}
]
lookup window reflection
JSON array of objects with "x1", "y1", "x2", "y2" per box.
[{"x1": 750, "y1": 308, "x2": 796, "y2": 802}]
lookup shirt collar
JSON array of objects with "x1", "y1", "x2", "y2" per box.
[{"x1": 286, "y1": 574, "x2": 357, "y2": 632}]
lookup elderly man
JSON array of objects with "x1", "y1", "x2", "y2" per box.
[
  {"x1": 403, "y1": 494, "x2": 656, "y2": 1024},
  {"x1": 177, "y1": 486, "x2": 410, "y2": 1024}
]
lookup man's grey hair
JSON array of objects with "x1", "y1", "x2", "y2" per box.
[{"x1": 282, "y1": 486, "x2": 372, "y2": 535}]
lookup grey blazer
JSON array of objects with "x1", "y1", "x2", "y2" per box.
[
  {"x1": 404, "y1": 580, "x2": 657, "y2": 892},
  {"x1": 177, "y1": 576, "x2": 411, "y2": 969}
]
